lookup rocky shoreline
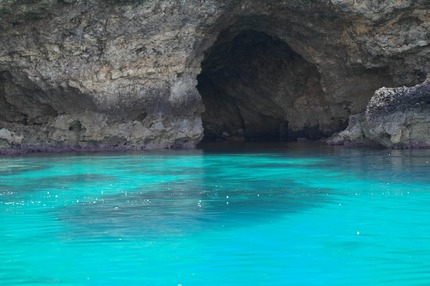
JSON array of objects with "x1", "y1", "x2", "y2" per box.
[
  {"x1": 1, "y1": 0, "x2": 429, "y2": 153},
  {"x1": 328, "y1": 79, "x2": 430, "y2": 149}
]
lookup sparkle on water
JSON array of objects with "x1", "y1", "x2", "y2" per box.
[{"x1": 1, "y1": 142, "x2": 430, "y2": 285}]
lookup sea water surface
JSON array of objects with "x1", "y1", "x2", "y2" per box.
[{"x1": 1, "y1": 143, "x2": 429, "y2": 285}]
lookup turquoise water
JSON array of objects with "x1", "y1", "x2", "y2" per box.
[{"x1": 1, "y1": 143, "x2": 430, "y2": 285}]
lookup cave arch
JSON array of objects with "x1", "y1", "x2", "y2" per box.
[{"x1": 197, "y1": 26, "x2": 325, "y2": 142}]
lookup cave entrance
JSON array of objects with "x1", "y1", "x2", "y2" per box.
[{"x1": 197, "y1": 28, "x2": 324, "y2": 142}]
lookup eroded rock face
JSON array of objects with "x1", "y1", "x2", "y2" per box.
[
  {"x1": 0, "y1": 0, "x2": 207, "y2": 152},
  {"x1": 328, "y1": 79, "x2": 430, "y2": 148},
  {"x1": 0, "y1": 0, "x2": 428, "y2": 152}
]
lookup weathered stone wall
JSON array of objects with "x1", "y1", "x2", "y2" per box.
[{"x1": 0, "y1": 0, "x2": 428, "y2": 152}]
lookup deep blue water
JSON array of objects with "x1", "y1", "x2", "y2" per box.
[{"x1": 1, "y1": 143, "x2": 430, "y2": 285}]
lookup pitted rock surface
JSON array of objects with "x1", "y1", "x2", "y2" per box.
[{"x1": 0, "y1": 0, "x2": 428, "y2": 152}]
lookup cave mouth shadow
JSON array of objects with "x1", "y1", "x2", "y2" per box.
[{"x1": 197, "y1": 28, "x2": 325, "y2": 143}]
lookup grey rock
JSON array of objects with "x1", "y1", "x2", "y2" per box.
[
  {"x1": 326, "y1": 113, "x2": 371, "y2": 146},
  {"x1": 0, "y1": 0, "x2": 429, "y2": 152},
  {"x1": 329, "y1": 79, "x2": 430, "y2": 148},
  {"x1": 365, "y1": 78, "x2": 430, "y2": 148}
]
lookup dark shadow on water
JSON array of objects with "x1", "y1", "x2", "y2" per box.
[
  {"x1": 55, "y1": 179, "x2": 333, "y2": 240},
  {"x1": 0, "y1": 174, "x2": 117, "y2": 195},
  {"x1": 34, "y1": 143, "x2": 430, "y2": 239},
  {"x1": 197, "y1": 141, "x2": 331, "y2": 154},
  {"x1": 3, "y1": 142, "x2": 430, "y2": 240},
  {"x1": 0, "y1": 161, "x2": 50, "y2": 177}
]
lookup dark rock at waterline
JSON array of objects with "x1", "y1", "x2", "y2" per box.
[
  {"x1": 328, "y1": 79, "x2": 430, "y2": 148},
  {"x1": 0, "y1": 0, "x2": 428, "y2": 152}
]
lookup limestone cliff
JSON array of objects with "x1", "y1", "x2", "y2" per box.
[{"x1": 0, "y1": 0, "x2": 428, "y2": 152}]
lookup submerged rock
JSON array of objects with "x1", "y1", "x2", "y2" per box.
[{"x1": 0, "y1": 0, "x2": 428, "y2": 152}]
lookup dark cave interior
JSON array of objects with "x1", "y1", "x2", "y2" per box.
[{"x1": 197, "y1": 29, "x2": 324, "y2": 142}]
